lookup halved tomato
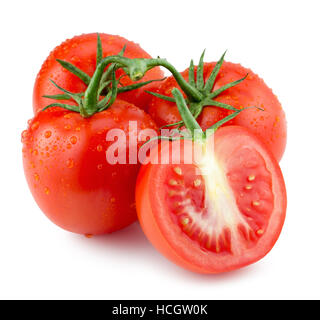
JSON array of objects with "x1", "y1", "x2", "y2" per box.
[{"x1": 136, "y1": 126, "x2": 286, "y2": 273}]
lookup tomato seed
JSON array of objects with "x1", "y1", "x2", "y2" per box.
[
  {"x1": 194, "y1": 179, "x2": 202, "y2": 187},
  {"x1": 169, "y1": 179, "x2": 178, "y2": 186},
  {"x1": 256, "y1": 229, "x2": 264, "y2": 236},
  {"x1": 252, "y1": 201, "x2": 260, "y2": 207},
  {"x1": 174, "y1": 167, "x2": 182, "y2": 175}
]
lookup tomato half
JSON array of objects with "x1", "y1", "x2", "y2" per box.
[
  {"x1": 136, "y1": 126, "x2": 286, "y2": 273},
  {"x1": 148, "y1": 62, "x2": 287, "y2": 161},
  {"x1": 22, "y1": 100, "x2": 157, "y2": 235},
  {"x1": 33, "y1": 33, "x2": 163, "y2": 113}
]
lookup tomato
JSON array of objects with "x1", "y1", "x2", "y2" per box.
[
  {"x1": 22, "y1": 100, "x2": 157, "y2": 235},
  {"x1": 33, "y1": 33, "x2": 163, "y2": 113},
  {"x1": 136, "y1": 126, "x2": 286, "y2": 273},
  {"x1": 148, "y1": 62, "x2": 287, "y2": 161}
]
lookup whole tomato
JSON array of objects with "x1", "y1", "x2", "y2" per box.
[
  {"x1": 24, "y1": 44, "x2": 159, "y2": 235},
  {"x1": 22, "y1": 100, "x2": 157, "y2": 235},
  {"x1": 33, "y1": 33, "x2": 163, "y2": 113}
]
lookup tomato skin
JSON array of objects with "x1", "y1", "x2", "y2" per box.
[
  {"x1": 136, "y1": 126, "x2": 286, "y2": 274},
  {"x1": 148, "y1": 62, "x2": 287, "y2": 161},
  {"x1": 33, "y1": 33, "x2": 163, "y2": 113},
  {"x1": 23, "y1": 100, "x2": 157, "y2": 235}
]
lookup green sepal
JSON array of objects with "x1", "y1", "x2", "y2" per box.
[
  {"x1": 99, "y1": 45, "x2": 127, "y2": 88},
  {"x1": 202, "y1": 99, "x2": 238, "y2": 111},
  {"x1": 42, "y1": 93, "x2": 72, "y2": 100},
  {"x1": 56, "y1": 59, "x2": 91, "y2": 85},
  {"x1": 159, "y1": 121, "x2": 184, "y2": 129},
  {"x1": 98, "y1": 68, "x2": 118, "y2": 112},
  {"x1": 209, "y1": 74, "x2": 248, "y2": 99},
  {"x1": 207, "y1": 110, "x2": 241, "y2": 132},
  {"x1": 206, "y1": 105, "x2": 262, "y2": 133},
  {"x1": 172, "y1": 88, "x2": 204, "y2": 140},
  {"x1": 96, "y1": 33, "x2": 103, "y2": 66},
  {"x1": 196, "y1": 50, "x2": 206, "y2": 90},
  {"x1": 118, "y1": 77, "x2": 166, "y2": 94},
  {"x1": 141, "y1": 134, "x2": 186, "y2": 148},
  {"x1": 203, "y1": 50, "x2": 226, "y2": 93},
  {"x1": 97, "y1": 91, "x2": 112, "y2": 110},
  {"x1": 49, "y1": 80, "x2": 83, "y2": 105},
  {"x1": 42, "y1": 103, "x2": 80, "y2": 113},
  {"x1": 188, "y1": 59, "x2": 195, "y2": 87},
  {"x1": 146, "y1": 91, "x2": 176, "y2": 102}
]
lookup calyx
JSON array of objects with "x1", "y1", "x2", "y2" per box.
[{"x1": 43, "y1": 34, "x2": 164, "y2": 118}]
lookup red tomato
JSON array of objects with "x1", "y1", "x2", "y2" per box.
[
  {"x1": 136, "y1": 126, "x2": 286, "y2": 273},
  {"x1": 22, "y1": 100, "x2": 157, "y2": 235},
  {"x1": 33, "y1": 33, "x2": 163, "y2": 113},
  {"x1": 148, "y1": 62, "x2": 287, "y2": 161}
]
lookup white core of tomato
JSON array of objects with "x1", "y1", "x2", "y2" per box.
[{"x1": 189, "y1": 141, "x2": 251, "y2": 254}]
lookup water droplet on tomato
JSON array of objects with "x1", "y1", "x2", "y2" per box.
[
  {"x1": 21, "y1": 130, "x2": 28, "y2": 142},
  {"x1": 70, "y1": 55, "x2": 80, "y2": 63},
  {"x1": 70, "y1": 136, "x2": 77, "y2": 144},
  {"x1": 66, "y1": 159, "x2": 74, "y2": 168},
  {"x1": 44, "y1": 131, "x2": 52, "y2": 138},
  {"x1": 96, "y1": 145, "x2": 103, "y2": 152},
  {"x1": 31, "y1": 122, "x2": 40, "y2": 131}
]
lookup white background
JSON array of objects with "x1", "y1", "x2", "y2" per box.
[{"x1": 1, "y1": 0, "x2": 319, "y2": 300}]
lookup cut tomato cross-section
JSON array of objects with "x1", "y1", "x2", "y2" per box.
[{"x1": 136, "y1": 126, "x2": 286, "y2": 274}]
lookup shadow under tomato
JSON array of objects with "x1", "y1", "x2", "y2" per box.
[
  {"x1": 66, "y1": 221, "x2": 262, "y2": 281},
  {"x1": 70, "y1": 221, "x2": 153, "y2": 251}
]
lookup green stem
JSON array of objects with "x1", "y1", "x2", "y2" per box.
[
  {"x1": 82, "y1": 56, "x2": 144, "y2": 117},
  {"x1": 172, "y1": 88, "x2": 205, "y2": 142},
  {"x1": 143, "y1": 58, "x2": 203, "y2": 102},
  {"x1": 82, "y1": 55, "x2": 204, "y2": 117}
]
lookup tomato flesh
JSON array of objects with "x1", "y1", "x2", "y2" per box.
[{"x1": 136, "y1": 126, "x2": 286, "y2": 273}]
